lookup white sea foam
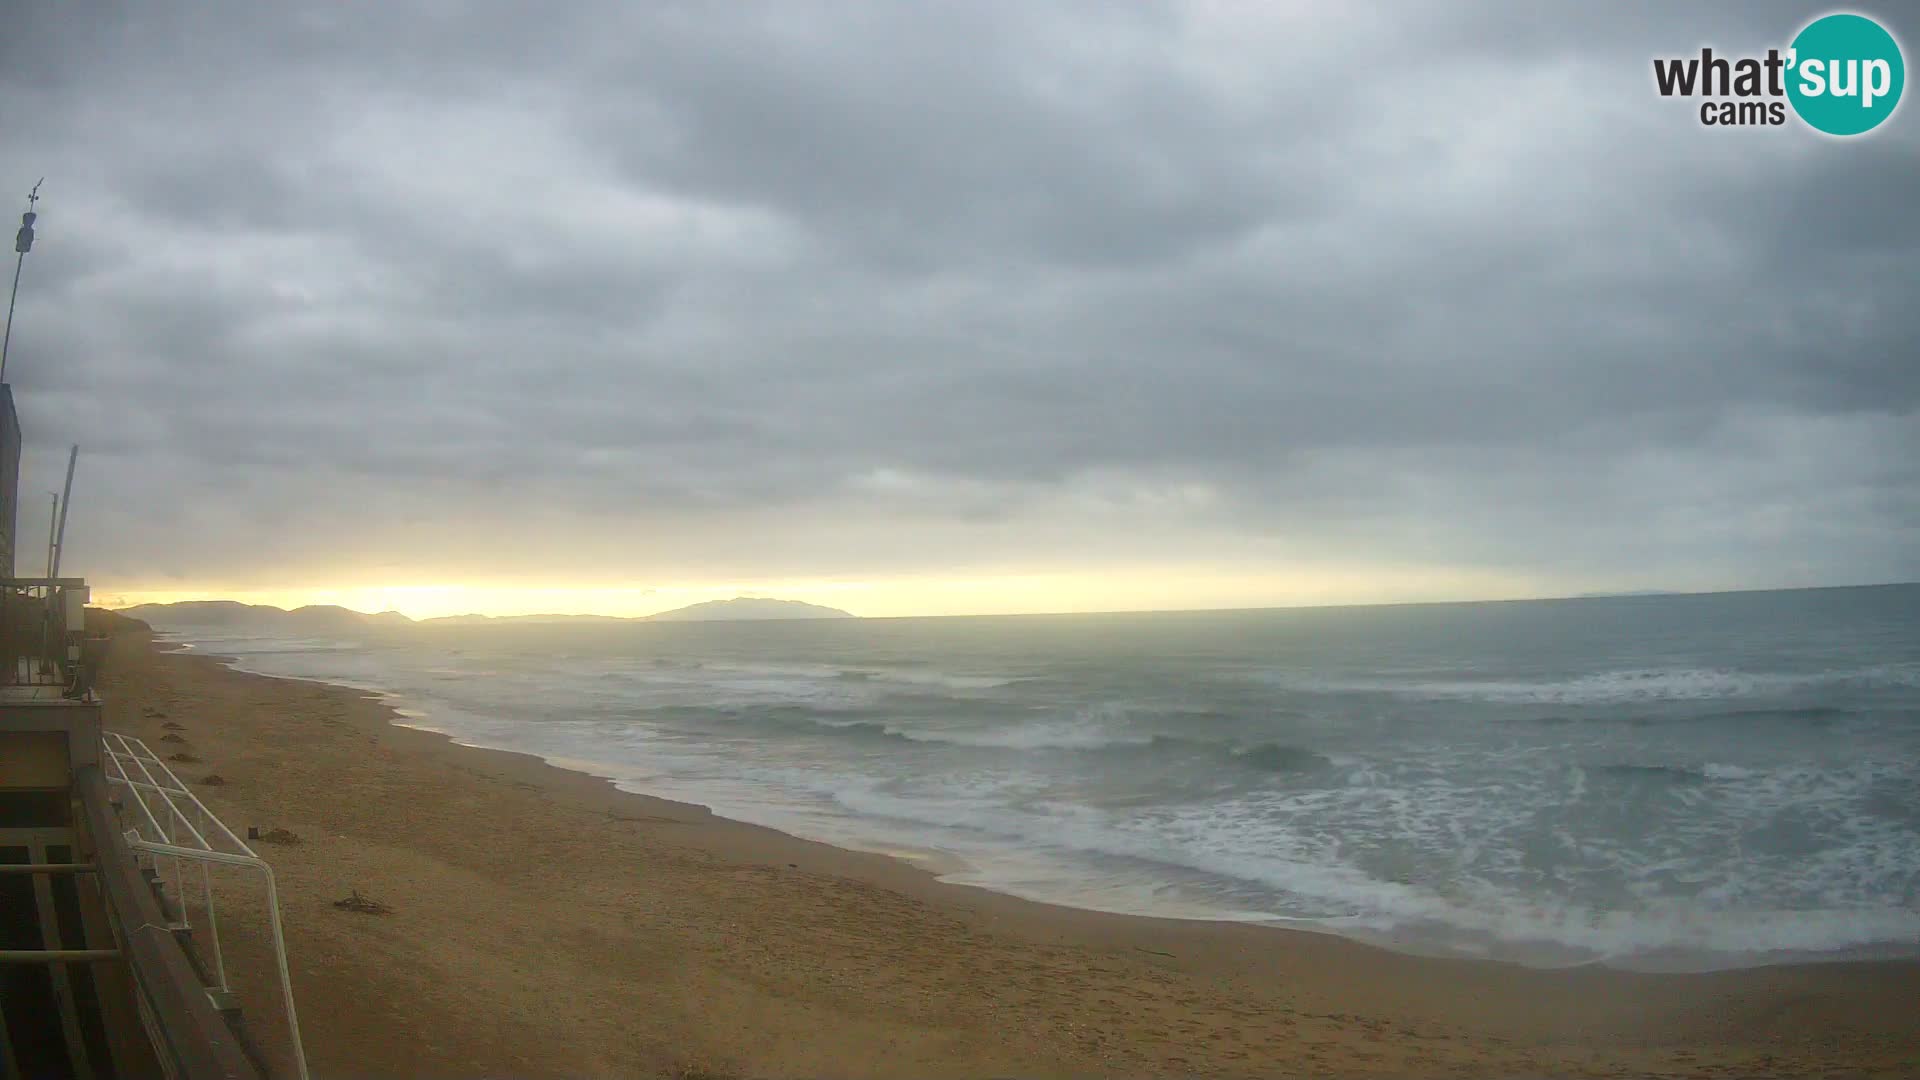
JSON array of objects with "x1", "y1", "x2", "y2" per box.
[
  {"x1": 1266, "y1": 664, "x2": 1920, "y2": 705},
  {"x1": 897, "y1": 717, "x2": 1158, "y2": 750}
]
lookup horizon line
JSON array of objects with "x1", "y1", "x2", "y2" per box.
[{"x1": 111, "y1": 579, "x2": 1920, "y2": 624}]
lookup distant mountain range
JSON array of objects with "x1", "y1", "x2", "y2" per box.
[
  {"x1": 119, "y1": 596, "x2": 855, "y2": 629},
  {"x1": 118, "y1": 601, "x2": 414, "y2": 633},
  {"x1": 643, "y1": 597, "x2": 854, "y2": 622},
  {"x1": 421, "y1": 598, "x2": 853, "y2": 624}
]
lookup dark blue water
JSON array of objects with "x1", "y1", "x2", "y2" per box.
[{"x1": 159, "y1": 585, "x2": 1920, "y2": 970}]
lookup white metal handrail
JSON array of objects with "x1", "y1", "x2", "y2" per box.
[{"x1": 101, "y1": 730, "x2": 309, "y2": 1080}]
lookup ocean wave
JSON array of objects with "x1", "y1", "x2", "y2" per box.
[
  {"x1": 1683, "y1": 706, "x2": 1853, "y2": 724},
  {"x1": 814, "y1": 719, "x2": 913, "y2": 743},
  {"x1": 1590, "y1": 763, "x2": 1710, "y2": 783},
  {"x1": 830, "y1": 781, "x2": 1920, "y2": 965},
  {"x1": 902, "y1": 719, "x2": 1158, "y2": 750},
  {"x1": 1588, "y1": 762, "x2": 1770, "y2": 784},
  {"x1": 1230, "y1": 742, "x2": 1333, "y2": 773},
  {"x1": 854, "y1": 669, "x2": 1019, "y2": 690},
  {"x1": 1284, "y1": 664, "x2": 1919, "y2": 705},
  {"x1": 868, "y1": 726, "x2": 1333, "y2": 775},
  {"x1": 682, "y1": 705, "x2": 1331, "y2": 774},
  {"x1": 692, "y1": 659, "x2": 1015, "y2": 691},
  {"x1": 1523, "y1": 705, "x2": 1854, "y2": 727}
]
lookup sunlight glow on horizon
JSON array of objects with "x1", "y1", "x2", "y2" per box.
[{"x1": 96, "y1": 564, "x2": 1556, "y2": 621}]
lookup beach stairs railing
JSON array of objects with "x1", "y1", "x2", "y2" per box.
[{"x1": 99, "y1": 731, "x2": 308, "y2": 1080}]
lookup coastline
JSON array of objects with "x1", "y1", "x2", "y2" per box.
[{"x1": 101, "y1": 624, "x2": 1920, "y2": 1078}]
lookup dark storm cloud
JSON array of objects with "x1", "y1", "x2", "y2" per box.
[{"x1": 0, "y1": 0, "x2": 1914, "y2": 596}]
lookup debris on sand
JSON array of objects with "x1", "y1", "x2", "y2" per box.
[
  {"x1": 669, "y1": 1063, "x2": 741, "y2": 1080},
  {"x1": 199, "y1": 774, "x2": 226, "y2": 786},
  {"x1": 159, "y1": 733, "x2": 187, "y2": 743},
  {"x1": 333, "y1": 889, "x2": 393, "y2": 915},
  {"x1": 256, "y1": 828, "x2": 302, "y2": 846},
  {"x1": 161, "y1": 721, "x2": 185, "y2": 730},
  {"x1": 166, "y1": 752, "x2": 201, "y2": 764}
]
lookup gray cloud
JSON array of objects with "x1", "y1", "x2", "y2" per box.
[{"x1": 0, "y1": 0, "x2": 1915, "y2": 605}]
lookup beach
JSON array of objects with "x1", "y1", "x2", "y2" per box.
[{"x1": 95, "y1": 618, "x2": 1920, "y2": 1079}]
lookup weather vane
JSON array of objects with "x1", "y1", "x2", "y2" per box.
[{"x1": 16, "y1": 178, "x2": 40, "y2": 251}]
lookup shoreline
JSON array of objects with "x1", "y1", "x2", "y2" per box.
[
  {"x1": 174, "y1": 640, "x2": 1341, "y2": 948},
  {"x1": 294, "y1": 704, "x2": 1920, "y2": 978},
  {"x1": 164, "y1": 635, "x2": 1916, "y2": 978},
  {"x1": 107, "y1": 625, "x2": 1920, "y2": 1078}
]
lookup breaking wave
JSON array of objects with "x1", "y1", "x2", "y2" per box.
[
  {"x1": 1279, "y1": 664, "x2": 1920, "y2": 705},
  {"x1": 684, "y1": 706, "x2": 1332, "y2": 774}
]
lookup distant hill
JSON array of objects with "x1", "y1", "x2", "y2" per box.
[
  {"x1": 121, "y1": 601, "x2": 413, "y2": 632},
  {"x1": 645, "y1": 597, "x2": 855, "y2": 622},
  {"x1": 84, "y1": 607, "x2": 151, "y2": 635},
  {"x1": 120, "y1": 596, "x2": 855, "y2": 630},
  {"x1": 119, "y1": 600, "x2": 284, "y2": 626},
  {"x1": 285, "y1": 605, "x2": 413, "y2": 631}
]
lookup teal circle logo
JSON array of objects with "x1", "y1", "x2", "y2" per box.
[{"x1": 1787, "y1": 13, "x2": 1905, "y2": 135}]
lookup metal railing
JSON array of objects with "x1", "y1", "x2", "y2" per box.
[
  {"x1": 101, "y1": 731, "x2": 309, "y2": 1080},
  {"x1": 74, "y1": 769, "x2": 259, "y2": 1080}
]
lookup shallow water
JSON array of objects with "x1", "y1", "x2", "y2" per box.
[{"x1": 157, "y1": 585, "x2": 1920, "y2": 970}]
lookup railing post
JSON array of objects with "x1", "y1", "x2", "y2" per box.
[{"x1": 199, "y1": 861, "x2": 229, "y2": 994}]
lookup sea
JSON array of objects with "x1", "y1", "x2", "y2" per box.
[{"x1": 148, "y1": 584, "x2": 1920, "y2": 972}]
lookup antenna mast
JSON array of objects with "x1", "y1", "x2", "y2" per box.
[
  {"x1": 50, "y1": 444, "x2": 76, "y2": 579},
  {"x1": 1, "y1": 179, "x2": 43, "y2": 384}
]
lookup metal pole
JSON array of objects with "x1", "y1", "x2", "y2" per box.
[
  {"x1": 1, "y1": 179, "x2": 42, "y2": 385},
  {"x1": 51, "y1": 444, "x2": 75, "y2": 578},
  {"x1": 0, "y1": 250, "x2": 24, "y2": 381},
  {"x1": 45, "y1": 492, "x2": 58, "y2": 577},
  {"x1": 0, "y1": 950, "x2": 120, "y2": 963}
]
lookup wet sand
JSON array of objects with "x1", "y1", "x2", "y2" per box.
[{"x1": 94, "y1": 619, "x2": 1920, "y2": 1078}]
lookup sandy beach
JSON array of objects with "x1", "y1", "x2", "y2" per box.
[{"x1": 91, "y1": 617, "x2": 1920, "y2": 1079}]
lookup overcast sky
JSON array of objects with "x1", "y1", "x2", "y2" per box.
[{"x1": 0, "y1": 1, "x2": 1914, "y2": 617}]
